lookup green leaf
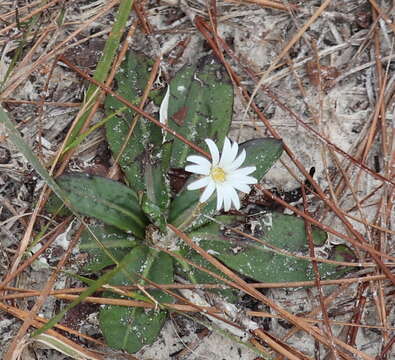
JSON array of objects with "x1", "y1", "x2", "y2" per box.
[
  {"x1": 313, "y1": 244, "x2": 356, "y2": 280},
  {"x1": 187, "y1": 213, "x2": 350, "y2": 283},
  {"x1": 177, "y1": 216, "x2": 241, "y2": 302},
  {"x1": 145, "y1": 249, "x2": 174, "y2": 303},
  {"x1": 100, "y1": 246, "x2": 174, "y2": 353},
  {"x1": 100, "y1": 306, "x2": 167, "y2": 354},
  {"x1": 169, "y1": 138, "x2": 283, "y2": 231},
  {"x1": 141, "y1": 153, "x2": 170, "y2": 230},
  {"x1": 167, "y1": 56, "x2": 233, "y2": 168},
  {"x1": 254, "y1": 211, "x2": 327, "y2": 248},
  {"x1": 45, "y1": 193, "x2": 72, "y2": 217},
  {"x1": 80, "y1": 225, "x2": 138, "y2": 272},
  {"x1": 33, "y1": 248, "x2": 136, "y2": 337},
  {"x1": 169, "y1": 184, "x2": 214, "y2": 231},
  {"x1": 142, "y1": 197, "x2": 167, "y2": 232},
  {"x1": 107, "y1": 245, "x2": 149, "y2": 284},
  {"x1": 104, "y1": 51, "x2": 170, "y2": 219},
  {"x1": 107, "y1": 246, "x2": 174, "y2": 302},
  {"x1": 239, "y1": 138, "x2": 283, "y2": 181},
  {"x1": 57, "y1": 174, "x2": 148, "y2": 238}
]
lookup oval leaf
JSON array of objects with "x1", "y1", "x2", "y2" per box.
[
  {"x1": 80, "y1": 225, "x2": 137, "y2": 272},
  {"x1": 57, "y1": 174, "x2": 148, "y2": 238},
  {"x1": 187, "y1": 213, "x2": 352, "y2": 283},
  {"x1": 239, "y1": 138, "x2": 283, "y2": 181},
  {"x1": 167, "y1": 56, "x2": 234, "y2": 168},
  {"x1": 100, "y1": 246, "x2": 174, "y2": 353},
  {"x1": 104, "y1": 51, "x2": 170, "y2": 219},
  {"x1": 100, "y1": 306, "x2": 167, "y2": 354}
]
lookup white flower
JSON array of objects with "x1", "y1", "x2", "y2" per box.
[{"x1": 185, "y1": 137, "x2": 257, "y2": 211}]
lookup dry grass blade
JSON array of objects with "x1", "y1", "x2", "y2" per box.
[
  {"x1": 34, "y1": 334, "x2": 103, "y2": 360},
  {"x1": 0, "y1": 218, "x2": 71, "y2": 290},
  {"x1": 368, "y1": 0, "x2": 395, "y2": 34},
  {"x1": 224, "y1": 0, "x2": 298, "y2": 11},
  {"x1": 52, "y1": 294, "x2": 221, "y2": 313},
  {"x1": 1, "y1": 225, "x2": 83, "y2": 359},
  {"x1": 0, "y1": 0, "x2": 64, "y2": 36},
  {"x1": 0, "y1": 296, "x2": 104, "y2": 359},
  {"x1": 0, "y1": 272, "x2": 388, "y2": 300},
  {"x1": 1, "y1": 0, "x2": 120, "y2": 98}
]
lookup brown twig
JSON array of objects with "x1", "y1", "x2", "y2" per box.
[
  {"x1": 302, "y1": 184, "x2": 338, "y2": 359},
  {"x1": 0, "y1": 273, "x2": 387, "y2": 298},
  {"x1": 223, "y1": 0, "x2": 298, "y2": 12},
  {"x1": 0, "y1": 302, "x2": 105, "y2": 358}
]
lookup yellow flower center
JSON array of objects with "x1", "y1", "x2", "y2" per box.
[{"x1": 211, "y1": 167, "x2": 226, "y2": 183}]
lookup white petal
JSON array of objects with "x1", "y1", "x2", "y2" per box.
[
  {"x1": 185, "y1": 164, "x2": 210, "y2": 175},
  {"x1": 228, "y1": 186, "x2": 240, "y2": 210},
  {"x1": 230, "y1": 141, "x2": 239, "y2": 161},
  {"x1": 241, "y1": 175, "x2": 258, "y2": 184},
  {"x1": 200, "y1": 181, "x2": 216, "y2": 203},
  {"x1": 221, "y1": 140, "x2": 238, "y2": 168},
  {"x1": 186, "y1": 155, "x2": 211, "y2": 169},
  {"x1": 219, "y1": 137, "x2": 232, "y2": 167},
  {"x1": 223, "y1": 188, "x2": 232, "y2": 212},
  {"x1": 228, "y1": 175, "x2": 258, "y2": 185},
  {"x1": 230, "y1": 166, "x2": 256, "y2": 177},
  {"x1": 222, "y1": 137, "x2": 231, "y2": 153},
  {"x1": 230, "y1": 182, "x2": 251, "y2": 193},
  {"x1": 216, "y1": 184, "x2": 224, "y2": 211},
  {"x1": 159, "y1": 86, "x2": 170, "y2": 125},
  {"x1": 187, "y1": 177, "x2": 210, "y2": 190},
  {"x1": 205, "y1": 139, "x2": 220, "y2": 166},
  {"x1": 226, "y1": 149, "x2": 246, "y2": 171}
]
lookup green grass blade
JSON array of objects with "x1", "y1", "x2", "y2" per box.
[
  {"x1": 62, "y1": 106, "x2": 128, "y2": 153},
  {"x1": 0, "y1": 107, "x2": 68, "y2": 203},
  {"x1": 0, "y1": 107, "x2": 135, "y2": 282},
  {"x1": 32, "y1": 258, "x2": 129, "y2": 337},
  {"x1": 67, "y1": 0, "x2": 135, "y2": 145}
]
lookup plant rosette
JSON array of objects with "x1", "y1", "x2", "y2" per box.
[{"x1": 46, "y1": 51, "x2": 354, "y2": 355}]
